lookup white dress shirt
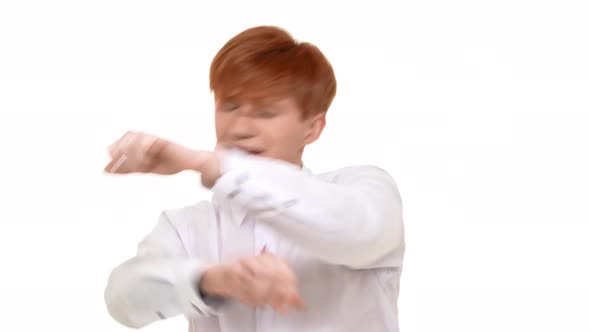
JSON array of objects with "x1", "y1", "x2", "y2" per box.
[{"x1": 105, "y1": 149, "x2": 405, "y2": 331}]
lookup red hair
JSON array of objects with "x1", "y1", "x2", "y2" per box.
[{"x1": 209, "y1": 26, "x2": 337, "y2": 119}]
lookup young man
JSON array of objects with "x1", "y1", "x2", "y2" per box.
[{"x1": 104, "y1": 26, "x2": 405, "y2": 331}]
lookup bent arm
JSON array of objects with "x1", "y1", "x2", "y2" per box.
[
  {"x1": 104, "y1": 212, "x2": 216, "y2": 329},
  {"x1": 211, "y1": 150, "x2": 404, "y2": 268}
]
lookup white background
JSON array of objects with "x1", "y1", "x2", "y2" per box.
[{"x1": 1, "y1": 1, "x2": 589, "y2": 331}]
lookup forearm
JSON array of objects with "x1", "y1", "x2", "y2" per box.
[
  {"x1": 198, "y1": 263, "x2": 232, "y2": 299},
  {"x1": 209, "y1": 150, "x2": 404, "y2": 268},
  {"x1": 255, "y1": 176, "x2": 402, "y2": 267},
  {"x1": 104, "y1": 257, "x2": 215, "y2": 329},
  {"x1": 183, "y1": 148, "x2": 221, "y2": 188}
]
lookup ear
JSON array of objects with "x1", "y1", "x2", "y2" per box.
[{"x1": 304, "y1": 112, "x2": 326, "y2": 145}]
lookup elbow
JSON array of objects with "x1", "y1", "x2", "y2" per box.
[
  {"x1": 352, "y1": 181, "x2": 404, "y2": 266},
  {"x1": 346, "y1": 228, "x2": 402, "y2": 268},
  {"x1": 105, "y1": 287, "x2": 148, "y2": 329},
  {"x1": 316, "y1": 167, "x2": 405, "y2": 267},
  {"x1": 105, "y1": 296, "x2": 143, "y2": 329},
  {"x1": 104, "y1": 269, "x2": 147, "y2": 329},
  {"x1": 337, "y1": 204, "x2": 404, "y2": 268}
]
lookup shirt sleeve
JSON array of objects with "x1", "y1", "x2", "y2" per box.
[
  {"x1": 104, "y1": 211, "x2": 218, "y2": 329},
  {"x1": 211, "y1": 149, "x2": 404, "y2": 269}
]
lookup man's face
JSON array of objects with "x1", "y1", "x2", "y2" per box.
[{"x1": 215, "y1": 96, "x2": 325, "y2": 166}]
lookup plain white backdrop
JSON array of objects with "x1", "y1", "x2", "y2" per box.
[{"x1": 1, "y1": 1, "x2": 589, "y2": 331}]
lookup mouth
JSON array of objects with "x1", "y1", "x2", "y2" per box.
[
  {"x1": 229, "y1": 145, "x2": 264, "y2": 155},
  {"x1": 245, "y1": 149, "x2": 264, "y2": 156}
]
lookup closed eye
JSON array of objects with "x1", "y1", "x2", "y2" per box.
[
  {"x1": 257, "y1": 110, "x2": 277, "y2": 118},
  {"x1": 221, "y1": 103, "x2": 239, "y2": 112}
]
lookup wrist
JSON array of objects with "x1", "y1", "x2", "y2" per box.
[
  {"x1": 199, "y1": 264, "x2": 231, "y2": 298},
  {"x1": 185, "y1": 149, "x2": 210, "y2": 171},
  {"x1": 199, "y1": 151, "x2": 222, "y2": 188}
]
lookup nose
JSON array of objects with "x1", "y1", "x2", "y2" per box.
[{"x1": 226, "y1": 112, "x2": 257, "y2": 141}]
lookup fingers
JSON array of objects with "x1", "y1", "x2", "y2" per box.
[
  {"x1": 262, "y1": 250, "x2": 296, "y2": 282},
  {"x1": 109, "y1": 132, "x2": 133, "y2": 158},
  {"x1": 105, "y1": 154, "x2": 128, "y2": 173},
  {"x1": 237, "y1": 256, "x2": 274, "y2": 305},
  {"x1": 231, "y1": 254, "x2": 304, "y2": 314},
  {"x1": 271, "y1": 291, "x2": 305, "y2": 314},
  {"x1": 105, "y1": 132, "x2": 133, "y2": 173},
  {"x1": 104, "y1": 131, "x2": 160, "y2": 174}
]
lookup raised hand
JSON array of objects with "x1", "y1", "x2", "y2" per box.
[{"x1": 105, "y1": 131, "x2": 203, "y2": 175}]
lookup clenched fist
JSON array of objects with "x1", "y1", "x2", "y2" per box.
[
  {"x1": 104, "y1": 131, "x2": 222, "y2": 186},
  {"x1": 104, "y1": 131, "x2": 195, "y2": 174},
  {"x1": 200, "y1": 249, "x2": 305, "y2": 314}
]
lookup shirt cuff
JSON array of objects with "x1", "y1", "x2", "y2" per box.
[
  {"x1": 211, "y1": 148, "x2": 301, "y2": 198},
  {"x1": 173, "y1": 261, "x2": 220, "y2": 317},
  {"x1": 210, "y1": 148, "x2": 307, "y2": 222},
  {"x1": 210, "y1": 149, "x2": 251, "y2": 200}
]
